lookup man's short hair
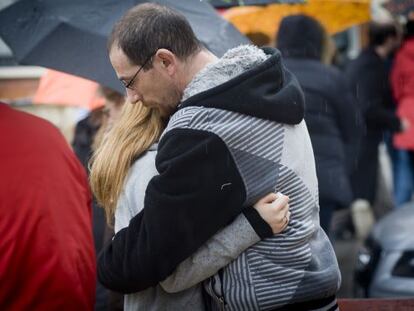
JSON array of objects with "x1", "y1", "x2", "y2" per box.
[
  {"x1": 368, "y1": 22, "x2": 397, "y2": 47},
  {"x1": 109, "y1": 3, "x2": 201, "y2": 68}
]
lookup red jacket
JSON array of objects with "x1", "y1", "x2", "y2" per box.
[
  {"x1": 391, "y1": 37, "x2": 414, "y2": 150},
  {"x1": 0, "y1": 104, "x2": 96, "y2": 310}
]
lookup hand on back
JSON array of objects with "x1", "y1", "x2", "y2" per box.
[{"x1": 254, "y1": 192, "x2": 290, "y2": 234}]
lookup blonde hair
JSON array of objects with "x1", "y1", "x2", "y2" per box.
[
  {"x1": 91, "y1": 87, "x2": 125, "y2": 152},
  {"x1": 90, "y1": 101, "x2": 164, "y2": 223}
]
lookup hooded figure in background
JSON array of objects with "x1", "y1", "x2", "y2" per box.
[{"x1": 276, "y1": 15, "x2": 361, "y2": 234}]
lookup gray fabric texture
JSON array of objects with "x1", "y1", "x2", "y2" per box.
[
  {"x1": 182, "y1": 45, "x2": 268, "y2": 101},
  {"x1": 164, "y1": 45, "x2": 341, "y2": 310},
  {"x1": 114, "y1": 145, "x2": 260, "y2": 311}
]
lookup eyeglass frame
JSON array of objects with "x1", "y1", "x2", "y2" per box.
[{"x1": 123, "y1": 52, "x2": 156, "y2": 90}]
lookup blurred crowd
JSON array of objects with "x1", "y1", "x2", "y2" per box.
[
  {"x1": 276, "y1": 17, "x2": 414, "y2": 242},
  {"x1": 79, "y1": 16, "x2": 414, "y2": 305},
  {"x1": 2, "y1": 11, "x2": 414, "y2": 311}
]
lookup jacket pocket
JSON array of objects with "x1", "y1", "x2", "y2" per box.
[{"x1": 204, "y1": 272, "x2": 227, "y2": 311}]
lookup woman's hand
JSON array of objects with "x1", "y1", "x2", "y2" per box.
[{"x1": 253, "y1": 192, "x2": 290, "y2": 234}]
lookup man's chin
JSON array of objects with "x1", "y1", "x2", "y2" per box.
[{"x1": 141, "y1": 99, "x2": 176, "y2": 117}]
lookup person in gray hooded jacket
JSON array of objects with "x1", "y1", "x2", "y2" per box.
[{"x1": 97, "y1": 3, "x2": 341, "y2": 310}]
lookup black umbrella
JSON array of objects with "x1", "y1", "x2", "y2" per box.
[
  {"x1": 0, "y1": 0, "x2": 249, "y2": 93},
  {"x1": 208, "y1": 0, "x2": 304, "y2": 8}
]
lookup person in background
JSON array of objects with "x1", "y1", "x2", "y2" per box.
[
  {"x1": 0, "y1": 102, "x2": 96, "y2": 310},
  {"x1": 73, "y1": 86, "x2": 125, "y2": 169},
  {"x1": 72, "y1": 86, "x2": 125, "y2": 311},
  {"x1": 390, "y1": 20, "x2": 414, "y2": 206},
  {"x1": 72, "y1": 107, "x2": 104, "y2": 169},
  {"x1": 346, "y1": 21, "x2": 409, "y2": 207},
  {"x1": 276, "y1": 15, "x2": 360, "y2": 236}
]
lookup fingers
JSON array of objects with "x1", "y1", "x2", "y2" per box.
[
  {"x1": 284, "y1": 210, "x2": 291, "y2": 225},
  {"x1": 256, "y1": 192, "x2": 289, "y2": 206},
  {"x1": 282, "y1": 217, "x2": 289, "y2": 230},
  {"x1": 253, "y1": 192, "x2": 292, "y2": 235},
  {"x1": 256, "y1": 192, "x2": 278, "y2": 205},
  {"x1": 281, "y1": 210, "x2": 291, "y2": 229},
  {"x1": 271, "y1": 194, "x2": 289, "y2": 211},
  {"x1": 280, "y1": 202, "x2": 290, "y2": 215},
  {"x1": 280, "y1": 215, "x2": 289, "y2": 231}
]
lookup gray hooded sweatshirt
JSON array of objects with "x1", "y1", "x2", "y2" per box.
[{"x1": 109, "y1": 45, "x2": 341, "y2": 311}]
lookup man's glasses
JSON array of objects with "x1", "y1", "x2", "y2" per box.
[{"x1": 123, "y1": 52, "x2": 155, "y2": 90}]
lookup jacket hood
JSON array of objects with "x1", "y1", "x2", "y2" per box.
[
  {"x1": 276, "y1": 15, "x2": 324, "y2": 60},
  {"x1": 180, "y1": 45, "x2": 304, "y2": 125}
]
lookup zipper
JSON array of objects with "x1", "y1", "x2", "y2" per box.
[
  {"x1": 210, "y1": 273, "x2": 227, "y2": 311},
  {"x1": 217, "y1": 269, "x2": 227, "y2": 310}
]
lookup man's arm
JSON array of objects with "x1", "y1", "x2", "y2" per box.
[
  {"x1": 161, "y1": 192, "x2": 290, "y2": 293},
  {"x1": 160, "y1": 213, "x2": 259, "y2": 293},
  {"x1": 98, "y1": 128, "x2": 273, "y2": 293}
]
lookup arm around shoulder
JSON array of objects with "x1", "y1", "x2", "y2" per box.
[{"x1": 98, "y1": 128, "x2": 271, "y2": 293}]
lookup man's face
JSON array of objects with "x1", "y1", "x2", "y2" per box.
[{"x1": 109, "y1": 46, "x2": 180, "y2": 116}]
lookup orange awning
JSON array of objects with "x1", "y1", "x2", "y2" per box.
[
  {"x1": 33, "y1": 69, "x2": 104, "y2": 110},
  {"x1": 223, "y1": 0, "x2": 371, "y2": 40}
]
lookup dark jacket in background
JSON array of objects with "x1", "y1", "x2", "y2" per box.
[
  {"x1": 278, "y1": 15, "x2": 359, "y2": 212},
  {"x1": 346, "y1": 48, "x2": 402, "y2": 203},
  {"x1": 72, "y1": 109, "x2": 123, "y2": 311},
  {"x1": 72, "y1": 110, "x2": 101, "y2": 169},
  {"x1": 346, "y1": 48, "x2": 401, "y2": 137},
  {"x1": 72, "y1": 110, "x2": 105, "y2": 253},
  {"x1": 283, "y1": 58, "x2": 358, "y2": 207}
]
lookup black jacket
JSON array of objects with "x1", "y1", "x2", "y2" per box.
[
  {"x1": 277, "y1": 15, "x2": 360, "y2": 206},
  {"x1": 284, "y1": 58, "x2": 358, "y2": 206},
  {"x1": 346, "y1": 48, "x2": 402, "y2": 140},
  {"x1": 345, "y1": 48, "x2": 402, "y2": 202}
]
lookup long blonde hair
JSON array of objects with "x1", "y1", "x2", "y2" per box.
[{"x1": 90, "y1": 101, "x2": 164, "y2": 223}]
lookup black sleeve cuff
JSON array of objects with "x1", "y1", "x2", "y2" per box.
[{"x1": 242, "y1": 206, "x2": 273, "y2": 239}]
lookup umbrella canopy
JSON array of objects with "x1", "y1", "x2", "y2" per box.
[
  {"x1": 0, "y1": 0, "x2": 249, "y2": 93},
  {"x1": 223, "y1": 0, "x2": 371, "y2": 39},
  {"x1": 208, "y1": 0, "x2": 304, "y2": 8}
]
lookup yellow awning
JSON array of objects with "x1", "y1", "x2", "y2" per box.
[{"x1": 223, "y1": 0, "x2": 371, "y2": 40}]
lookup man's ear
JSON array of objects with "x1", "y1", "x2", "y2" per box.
[{"x1": 154, "y1": 48, "x2": 176, "y2": 76}]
